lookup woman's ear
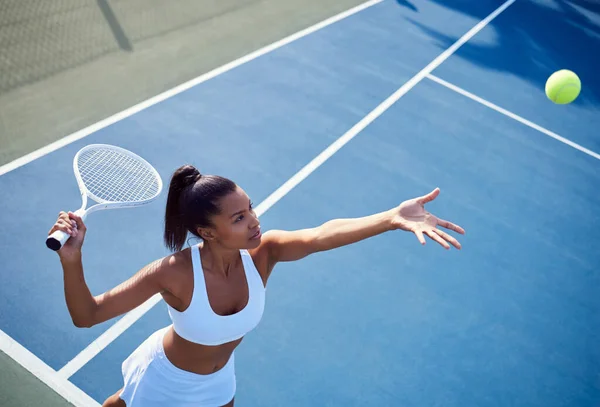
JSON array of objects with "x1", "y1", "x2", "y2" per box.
[{"x1": 197, "y1": 227, "x2": 215, "y2": 241}]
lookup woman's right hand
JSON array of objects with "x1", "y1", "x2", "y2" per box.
[{"x1": 48, "y1": 211, "x2": 87, "y2": 259}]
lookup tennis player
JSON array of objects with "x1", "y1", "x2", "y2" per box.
[{"x1": 49, "y1": 165, "x2": 465, "y2": 407}]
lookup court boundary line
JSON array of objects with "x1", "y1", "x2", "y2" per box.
[
  {"x1": 0, "y1": 0, "x2": 384, "y2": 177},
  {"x1": 0, "y1": 329, "x2": 100, "y2": 407},
  {"x1": 0, "y1": 0, "x2": 384, "y2": 401},
  {"x1": 58, "y1": 0, "x2": 517, "y2": 381},
  {"x1": 426, "y1": 74, "x2": 600, "y2": 161}
]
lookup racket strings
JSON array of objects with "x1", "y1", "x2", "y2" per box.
[
  {"x1": 77, "y1": 148, "x2": 161, "y2": 203},
  {"x1": 82, "y1": 154, "x2": 158, "y2": 202},
  {"x1": 83, "y1": 151, "x2": 158, "y2": 202},
  {"x1": 80, "y1": 151, "x2": 133, "y2": 200}
]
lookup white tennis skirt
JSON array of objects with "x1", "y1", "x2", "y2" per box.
[{"x1": 119, "y1": 325, "x2": 236, "y2": 407}]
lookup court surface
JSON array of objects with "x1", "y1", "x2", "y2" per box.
[{"x1": 1, "y1": 0, "x2": 599, "y2": 406}]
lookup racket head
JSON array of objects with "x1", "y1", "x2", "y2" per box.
[{"x1": 73, "y1": 144, "x2": 163, "y2": 208}]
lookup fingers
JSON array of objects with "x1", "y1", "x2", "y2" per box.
[
  {"x1": 48, "y1": 212, "x2": 75, "y2": 237},
  {"x1": 49, "y1": 211, "x2": 84, "y2": 237},
  {"x1": 424, "y1": 229, "x2": 450, "y2": 249},
  {"x1": 437, "y1": 218, "x2": 465, "y2": 235},
  {"x1": 415, "y1": 226, "x2": 462, "y2": 250},
  {"x1": 68, "y1": 211, "x2": 86, "y2": 232},
  {"x1": 432, "y1": 228, "x2": 461, "y2": 250},
  {"x1": 417, "y1": 188, "x2": 440, "y2": 205}
]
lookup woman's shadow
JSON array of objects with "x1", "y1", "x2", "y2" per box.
[
  {"x1": 395, "y1": 0, "x2": 418, "y2": 12},
  {"x1": 401, "y1": 0, "x2": 600, "y2": 107}
]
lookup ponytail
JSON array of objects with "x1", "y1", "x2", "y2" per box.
[
  {"x1": 164, "y1": 165, "x2": 201, "y2": 252},
  {"x1": 163, "y1": 165, "x2": 237, "y2": 252}
]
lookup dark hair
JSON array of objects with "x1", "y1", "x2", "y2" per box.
[{"x1": 164, "y1": 165, "x2": 237, "y2": 252}]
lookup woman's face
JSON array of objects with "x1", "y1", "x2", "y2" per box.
[{"x1": 199, "y1": 186, "x2": 261, "y2": 249}]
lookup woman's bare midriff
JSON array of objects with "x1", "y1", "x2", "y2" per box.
[{"x1": 162, "y1": 326, "x2": 243, "y2": 375}]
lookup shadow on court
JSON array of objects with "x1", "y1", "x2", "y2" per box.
[
  {"x1": 395, "y1": 0, "x2": 419, "y2": 12},
  {"x1": 400, "y1": 0, "x2": 600, "y2": 107},
  {"x1": 0, "y1": 0, "x2": 257, "y2": 94}
]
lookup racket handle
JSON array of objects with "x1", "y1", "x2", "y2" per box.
[
  {"x1": 46, "y1": 209, "x2": 86, "y2": 251},
  {"x1": 46, "y1": 229, "x2": 71, "y2": 251}
]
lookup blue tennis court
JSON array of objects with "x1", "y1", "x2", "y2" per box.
[{"x1": 1, "y1": 0, "x2": 599, "y2": 406}]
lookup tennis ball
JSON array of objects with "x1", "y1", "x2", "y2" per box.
[{"x1": 545, "y1": 69, "x2": 581, "y2": 104}]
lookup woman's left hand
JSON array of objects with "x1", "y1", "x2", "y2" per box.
[{"x1": 391, "y1": 188, "x2": 465, "y2": 249}]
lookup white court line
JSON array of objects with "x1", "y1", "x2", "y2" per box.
[
  {"x1": 427, "y1": 74, "x2": 600, "y2": 161},
  {"x1": 58, "y1": 0, "x2": 517, "y2": 379},
  {"x1": 2, "y1": 0, "x2": 383, "y2": 399},
  {"x1": 57, "y1": 294, "x2": 163, "y2": 379},
  {"x1": 0, "y1": 0, "x2": 384, "y2": 177},
  {"x1": 0, "y1": 329, "x2": 100, "y2": 407}
]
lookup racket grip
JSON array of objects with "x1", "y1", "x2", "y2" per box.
[{"x1": 46, "y1": 229, "x2": 71, "y2": 251}]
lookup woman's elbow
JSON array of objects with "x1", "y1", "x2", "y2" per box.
[
  {"x1": 71, "y1": 308, "x2": 98, "y2": 328},
  {"x1": 72, "y1": 317, "x2": 94, "y2": 328}
]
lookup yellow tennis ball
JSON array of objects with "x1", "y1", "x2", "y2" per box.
[{"x1": 545, "y1": 69, "x2": 581, "y2": 104}]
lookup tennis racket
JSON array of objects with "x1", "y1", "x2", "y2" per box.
[{"x1": 46, "y1": 144, "x2": 163, "y2": 251}]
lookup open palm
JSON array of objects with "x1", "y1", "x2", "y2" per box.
[{"x1": 392, "y1": 188, "x2": 465, "y2": 249}]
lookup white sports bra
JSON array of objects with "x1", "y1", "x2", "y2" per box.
[{"x1": 167, "y1": 244, "x2": 265, "y2": 346}]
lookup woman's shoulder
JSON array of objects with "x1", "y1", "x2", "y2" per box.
[
  {"x1": 248, "y1": 233, "x2": 280, "y2": 285},
  {"x1": 144, "y1": 247, "x2": 193, "y2": 285}
]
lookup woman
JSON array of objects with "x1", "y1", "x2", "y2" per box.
[{"x1": 49, "y1": 165, "x2": 464, "y2": 407}]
